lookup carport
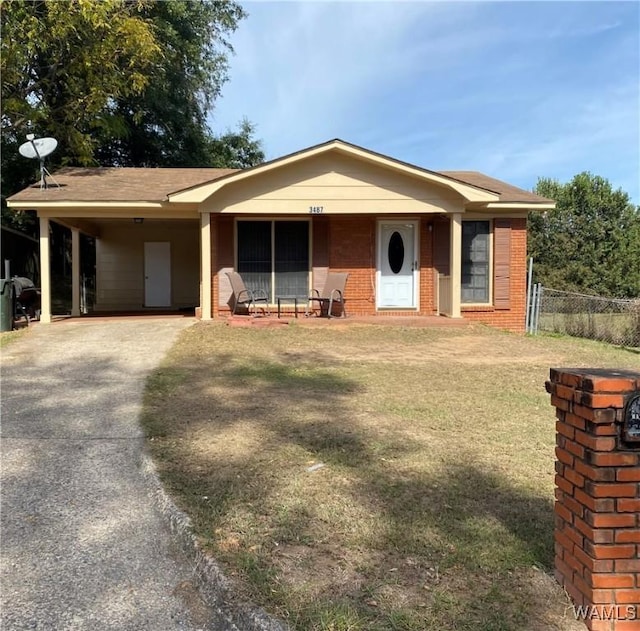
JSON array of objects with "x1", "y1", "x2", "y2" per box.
[{"x1": 7, "y1": 167, "x2": 234, "y2": 322}]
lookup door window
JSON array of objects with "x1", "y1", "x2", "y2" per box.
[{"x1": 388, "y1": 231, "x2": 405, "y2": 274}]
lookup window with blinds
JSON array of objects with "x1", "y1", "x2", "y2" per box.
[
  {"x1": 237, "y1": 220, "x2": 310, "y2": 301},
  {"x1": 461, "y1": 220, "x2": 490, "y2": 303}
]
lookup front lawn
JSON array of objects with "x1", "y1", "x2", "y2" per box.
[{"x1": 142, "y1": 322, "x2": 638, "y2": 630}]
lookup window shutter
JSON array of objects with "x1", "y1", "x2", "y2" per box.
[
  {"x1": 493, "y1": 219, "x2": 511, "y2": 309},
  {"x1": 218, "y1": 218, "x2": 234, "y2": 266},
  {"x1": 433, "y1": 221, "x2": 450, "y2": 275}
]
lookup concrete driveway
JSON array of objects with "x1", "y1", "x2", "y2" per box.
[{"x1": 1, "y1": 318, "x2": 222, "y2": 631}]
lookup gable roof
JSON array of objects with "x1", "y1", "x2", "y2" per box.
[
  {"x1": 7, "y1": 139, "x2": 553, "y2": 206},
  {"x1": 166, "y1": 138, "x2": 501, "y2": 204}
]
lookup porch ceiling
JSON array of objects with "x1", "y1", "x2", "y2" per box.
[{"x1": 47, "y1": 216, "x2": 199, "y2": 238}]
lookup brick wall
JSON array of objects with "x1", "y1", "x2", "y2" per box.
[
  {"x1": 329, "y1": 216, "x2": 439, "y2": 316},
  {"x1": 210, "y1": 216, "x2": 234, "y2": 317},
  {"x1": 420, "y1": 218, "x2": 436, "y2": 314},
  {"x1": 546, "y1": 368, "x2": 640, "y2": 631},
  {"x1": 329, "y1": 217, "x2": 377, "y2": 315}
]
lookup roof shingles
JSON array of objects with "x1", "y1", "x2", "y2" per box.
[
  {"x1": 440, "y1": 171, "x2": 553, "y2": 204},
  {"x1": 8, "y1": 167, "x2": 237, "y2": 203}
]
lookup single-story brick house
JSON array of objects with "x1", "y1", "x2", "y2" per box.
[{"x1": 7, "y1": 139, "x2": 554, "y2": 331}]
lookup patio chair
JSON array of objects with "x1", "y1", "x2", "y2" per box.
[
  {"x1": 306, "y1": 272, "x2": 348, "y2": 318},
  {"x1": 226, "y1": 271, "x2": 270, "y2": 316}
]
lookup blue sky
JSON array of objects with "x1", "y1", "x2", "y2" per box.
[{"x1": 208, "y1": 1, "x2": 640, "y2": 203}]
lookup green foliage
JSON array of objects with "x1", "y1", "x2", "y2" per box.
[
  {"x1": 94, "y1": 0, "x2": 263, "y2": 168},
  {"x1": 0, "y1": 134, "x2": 38, "y2": 235},
  {"x1": 1, "y1": 0, "x2": 161, "y2": 164},
  {"x1": 207, "y1": 119, "x2": 265, "y2": 169},
  {"x1": 1, "y1": 0, "x2": 264, "y2": 220},
  {"x1": 1, "y1": 0, "x2": 157, "y2": 233},
  {"x1": 529, "y1": 173, "x2": 640, "y2": 298}
]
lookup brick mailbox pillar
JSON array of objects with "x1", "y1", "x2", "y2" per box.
[{"x1": 546, "y1": 368, "x2": 640, "y2": 631}]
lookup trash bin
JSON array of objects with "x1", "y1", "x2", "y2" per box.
[{"x1": 0, "y1": 279, "x2": 14, "y2": 331}]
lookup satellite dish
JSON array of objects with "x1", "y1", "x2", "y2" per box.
[
  {"x1": 19, "y1": 137, "x2": 57, "y2": 160},
  {"x1": 18, "y1": 136, "x2": 59, "y2": 190}
]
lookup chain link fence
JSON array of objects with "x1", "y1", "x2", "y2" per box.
[{"x1": 535, "y1": 287, "x2": 640, "y2": 347}]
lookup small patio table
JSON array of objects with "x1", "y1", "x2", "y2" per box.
[{"x1": 276, "y1": 295, "x2": 306, "y2": 319}]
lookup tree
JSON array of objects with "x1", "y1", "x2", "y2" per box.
[
  {"x1": 93, "y1": 0, "x2": 259, "y2": 168},
  {"x1": 207, "y1": 119, "x2": 265, "y2": 169},
  {"x1": 1, "y1": 0, "x2": 264, "y2": 289},
  {"x1": 529, "y1": 173, "x2": 640, "y2": 298},
  {"x1": 1, "y1": 0, "x2": 264, "y2": 220},
  {"x1": 1, "y1": 0, "x2": 162, "y2": 164}
]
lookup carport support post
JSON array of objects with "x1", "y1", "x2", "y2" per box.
[
  {"x1": 449, "y1": 213, "x2": 462, "y2": 318},
  {"x1": 71, "y1": 228, "x2": 80, "y2": 317},
  {"x1": 200, "y1": 211, "x2": 212, "y2": 320},
  {"x1": 39, "y1": 216, "x2": 51, "y2": 323}
]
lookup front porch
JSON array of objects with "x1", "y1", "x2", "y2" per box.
[
  {"x1": 206, "y1": 214, "x2": 467, "y2": 321},
  {"x1": 206, "y1": 211, "x2": 528, "y2": 332}
]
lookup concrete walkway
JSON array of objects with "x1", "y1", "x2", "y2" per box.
[{"x1": 1, "y1": 318, "x2": 222, "y2": 631}]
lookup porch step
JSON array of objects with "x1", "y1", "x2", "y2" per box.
[
  {"x1": 224, "y1": 314, "x2": 471, "y2": 328},
  {"x1": 226, "y1": 316, "x2": 292, "y2": 328}
]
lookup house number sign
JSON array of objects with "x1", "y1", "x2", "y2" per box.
[
  {"x1": 309, "y1": 206, "x2": 324, "y2": 214},
  {"x1": 623, "y1": 393, "x2": 640, "y2": 443}
]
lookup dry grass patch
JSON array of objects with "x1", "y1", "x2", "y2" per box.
[
  {"x1": 142, "y1": 322, "x2": 638, "y2": 630},
  {"x1": 0, "y1": 328, "x2": 28, "y2": 348}
]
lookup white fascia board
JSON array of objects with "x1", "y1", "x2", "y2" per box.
[
  {"x1": 8, "y1": 200, "x2": 166, "y2": 210},
  {"x1": 481, "y1": 202, "x2": 556, "y2": 211},
  {"x1": 216, "y1": 208, "x2": 450, "y2": 215},
  {"x1": 462, "y1": 210, "x2": 529, "y2": 219},
  {"x1": 8, "y1": 200, "x2": 199, "y2": 219}
]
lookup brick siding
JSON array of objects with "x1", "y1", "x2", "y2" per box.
[
  {"x1": 208, "y1": 215, "x2": 527, "y2": 330},
  {"x1": 546, "y1": 368, "x2": 640, "y2": 631},
  {"x1": 420, "y1": 218, "x2": 436, "y2": 315},
  {"x1": 328, "y1": 217, "x2": 376, "y2": 315}
]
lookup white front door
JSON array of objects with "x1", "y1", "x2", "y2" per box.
[
  {"x1": 144, "y1": 242, "x2": 171, "y2": 307},
  {"x1": 377, "y1": 221, "x2": 418, "y2": 308}
]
